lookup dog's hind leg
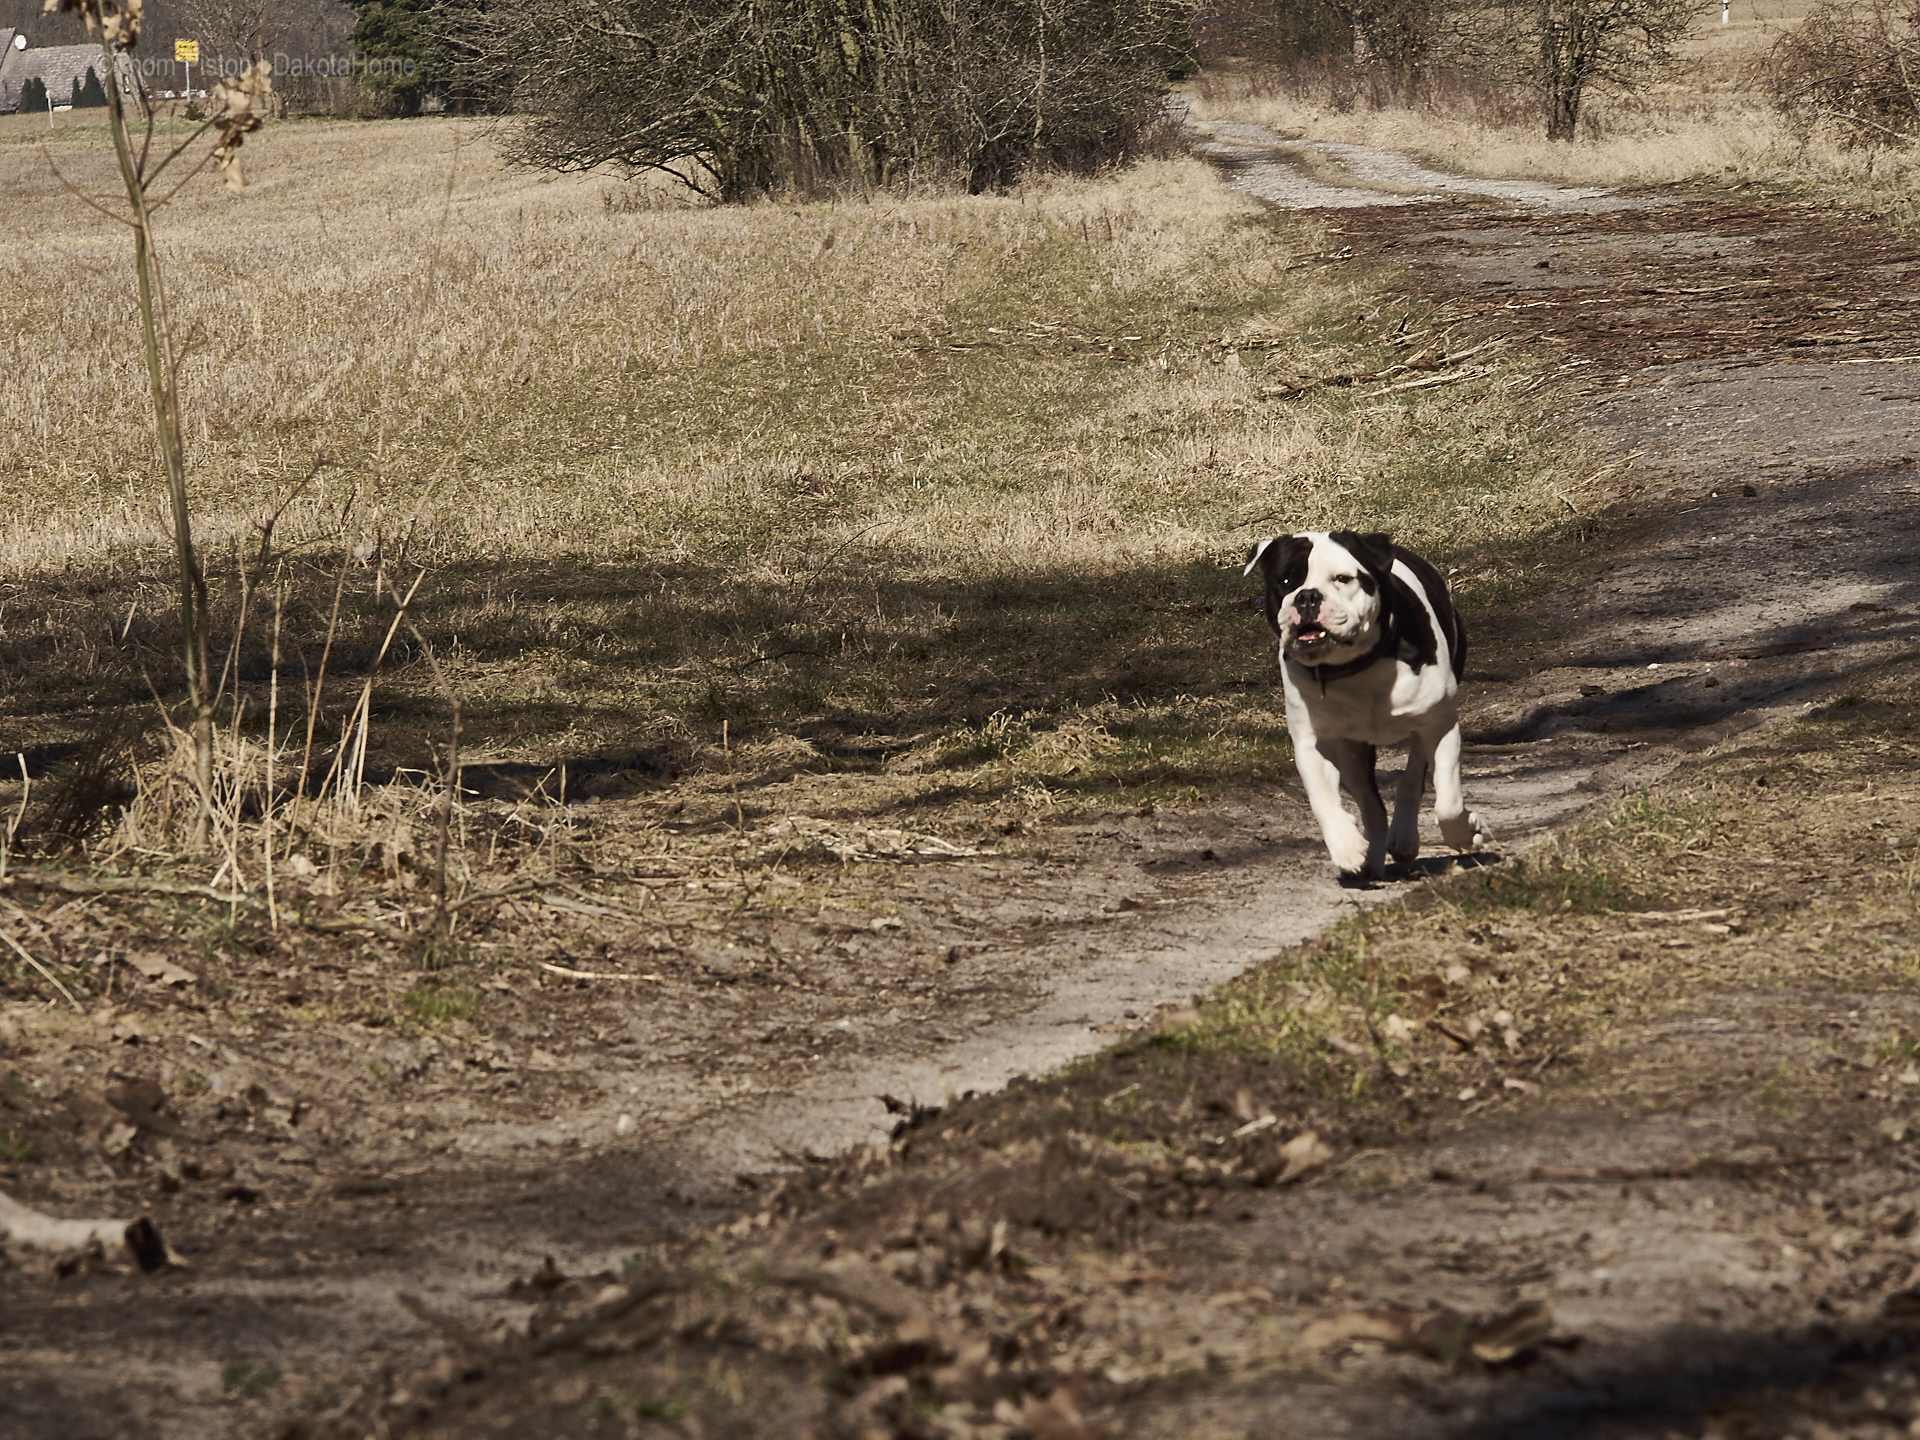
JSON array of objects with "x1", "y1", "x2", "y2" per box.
[
  {"x1": 1429, "y1": 721, "x2": 1491, "y2": 853},
  {"x1": 1387, "y1": 739, "x2": 1428, "y2": 864}
]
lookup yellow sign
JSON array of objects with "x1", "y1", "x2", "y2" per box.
[{"x1": 175, "y1": 39, "x2": 199, "y2": 63}]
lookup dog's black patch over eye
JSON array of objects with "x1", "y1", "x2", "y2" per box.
[
  {"x1": 1250, "y1": 535, "x2": 1314, "y2": 640},
  {"x1": 1356, "y1": 571, "x2": 1377, "y2": 595}
]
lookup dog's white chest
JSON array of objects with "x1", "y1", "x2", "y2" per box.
[{"x1": 1282, "y1": 658, "x2": 1450, "y2": 745}]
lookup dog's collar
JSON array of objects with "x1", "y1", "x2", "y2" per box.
[{"x1": 1293, "y1": 625, "x2": 1396, "y2": 696}]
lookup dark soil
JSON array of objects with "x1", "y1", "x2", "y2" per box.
[{"x1": 5, "y1": 175, "x2": 1920, "y2": 1440}]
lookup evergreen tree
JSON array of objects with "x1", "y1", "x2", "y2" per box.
[
  {"x1": 345, "y1": 0, "x2": 454, "y2": 115},
  {"x1": 73, "y1": 65, "x2": 110, "y2": 107},
  {"x1": 17, "y1": 75, "x2": 48, "y2": 113}
]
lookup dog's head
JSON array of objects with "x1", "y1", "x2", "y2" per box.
[{"x1": 1244, "y1": 530, "x2": 1398, "y2": 666}]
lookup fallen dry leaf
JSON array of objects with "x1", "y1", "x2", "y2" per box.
[
  {"x1": 1277, "y1": 1130, "x2": 1334, "y2": 1183},
  {"x1": 1299, "y1": 1306, "x2": 1419, "y2": 1351},
  {"x1": 127, "y1": 953, "x2": 197, "y2": 987}
]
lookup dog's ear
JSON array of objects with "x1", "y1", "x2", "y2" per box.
[
  {"x1": 1245, "y1": 535, "x2": 1310, "y2": 582},
  {"x1": 1334, "y1": 531, "x2": 1396, "y2": 577},
  {"x1": 1328, "y1": 531, "x2": 1396, "y2": 596}
]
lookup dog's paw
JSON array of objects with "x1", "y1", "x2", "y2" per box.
[
  {"x1": 1441, "y1": 811, "x2": 1492, "y2": 853},
  {"x1": 1324, "y1": 828, "x2": 1370, "y2": 876},
  {"x1": 1387, "y1": 828, "x2": 1421, "y2": 865}
]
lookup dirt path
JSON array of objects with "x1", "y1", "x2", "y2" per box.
[{"x1": 6, "y1": 137, "x2": 1920, "y2": 1437}]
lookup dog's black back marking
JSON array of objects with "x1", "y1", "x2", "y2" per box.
[
  {"x1": 1390, "y1": 545, "x2": 1459, "y2": 683},
  {"x1": 1328, "y1": 530, "x2": 1465, "y2": 679}
]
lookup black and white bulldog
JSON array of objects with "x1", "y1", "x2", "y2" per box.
[{"x1": 1245, "y1": 530, "x2": 1490, "y2": 882}]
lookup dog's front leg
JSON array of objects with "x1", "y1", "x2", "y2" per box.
[
  {"x1": 1429, "y1": 721, "x2": 1491, "y2": 853},
  {"x1": 1288, "y1": 720, "x2": 1371, "y2": 877},
  {"x1": 1324, "y1": 738, "x2": 1389, "y2": 879}
]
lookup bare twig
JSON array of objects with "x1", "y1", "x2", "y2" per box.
[
  {"x1": 405, "y1": 622, "x2": 462, "y2": 945},
  {"x1": 0, "y1": 929, "x2": 81, "y2": 1012},
  {"x1": 1259, "y1": 337, "x2": 1508, "y2": 399},
  {"x1": 265, "y1": 577, "x2": 284, "y2": 930},
  {"x1": 1, "y1": 753, "x2": 28, "y2": 880},
  {"x1": 537, "y1": 961, "x2": 659, "y2": 981},
  {"x1": 300, "y1": 546, "x2": 354, "y2": 800}
]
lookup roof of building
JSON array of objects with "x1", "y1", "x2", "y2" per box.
[{"x1": 0, "y1": 42, "x2": 124, "y2": 114}]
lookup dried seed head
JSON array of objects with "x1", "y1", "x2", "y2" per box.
[
  {"x1": 210, "y1": 60, "x2": 273, "y2": 190},
  {"x1": 43, "y1": 0, "x2": 142, "y2": 51}
]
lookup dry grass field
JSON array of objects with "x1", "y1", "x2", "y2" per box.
[{"x1": 0, "y1": 110, "x2": 1592, "y2": 861}]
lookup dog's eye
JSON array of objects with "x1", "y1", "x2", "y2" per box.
[{"x1": 1334, "y1": 573, "x2": 1355, "y2": 585}]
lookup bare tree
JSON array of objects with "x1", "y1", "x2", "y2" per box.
[
  {"x1": 1434, "y1": 0, "x2": 1703, "y2": 139},
  {"x1": 1532, "y1": 0, "x2": 1702, "y2": 138},
  {"x1": 172, "y1": 0, "x2": 272, "y2": 63},
  {"x1": 161, "y1": 0, "x2": 352, "y2": 69}
]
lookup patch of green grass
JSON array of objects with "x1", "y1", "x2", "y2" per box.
[
  {"x1": 402, "y1": 981, "x2": 481, "y2": 1030},
  {"x1": 1140, "y1": 909, "x2": 1422, "y2": 1109},
  {"x1": 924, "y1": 694, "x2": 1292, "y2": 811},
  {"x1": 296, "y1": 1383, "x2": 341, "y2": 1414},
  {"x1": 200, "y1": 913, "x2": 249, "y2": 962},
  {"x1": 220, "y1": 1360, "x2": 282, "y2": 1399},
  {"x1": 1606, "y1": 789, "x2": 1731, "y2": 857},
  {"x1": 599, "y1": 1388, "x2": 690, "y2": 1422},
  {"x1": 0, "y1": 1128, "x2": 38, "y2": 1163},
  {"x1": 1454, "y1": 853, "x2": 1644, "y2": 917},
  {"x1": 414, "y1": 938, "x2": 474, "y2": 974}
]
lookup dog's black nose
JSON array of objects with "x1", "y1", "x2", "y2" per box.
[{"x1": 1293, "y1": 588, "x2": 1322, "y2": 617}]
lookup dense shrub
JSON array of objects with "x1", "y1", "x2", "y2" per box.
[
  {"x1": 1766, "y1": 0, "x2": 1920, "y2": 147},
  {"x1": 458, "y1": 0, "x2": 1192, "y2": 200}
]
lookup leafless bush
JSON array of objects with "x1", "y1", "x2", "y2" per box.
[
  {"x1": 457, "y1": 0, "x2": 1191, "y2": 200},
  {"x1": 1765, "y1": 0, "x2": 1920, "y2": 147}
]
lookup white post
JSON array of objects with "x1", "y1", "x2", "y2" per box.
[
  {"x1": 45, "y1": 82, "x2": 53, "y2": 128},
  {"x1": 1722, "y1": 0, "x2": 1728, "y2": 21},
  {"x1": 184, "y1": 59, "x2": 191, "y2": 104}
]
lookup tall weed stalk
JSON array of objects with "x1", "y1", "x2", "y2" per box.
[{"x1": 56, "y1": 0, "x2": 270, "y2": 848}]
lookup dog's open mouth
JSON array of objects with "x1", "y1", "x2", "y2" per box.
[{"x1": 1291, "y1": 622, "x2": 1330, "y2": 647}]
